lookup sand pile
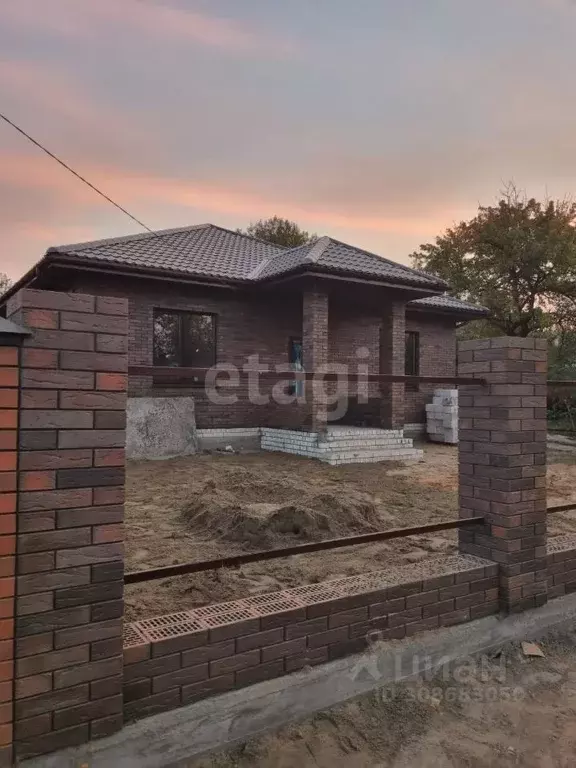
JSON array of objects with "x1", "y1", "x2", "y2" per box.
[{"x1": 181, "y1": 466, "x2": 390, "y2": 549}]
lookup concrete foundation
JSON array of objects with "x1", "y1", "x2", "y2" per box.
[{"x1": 126, "y1": 396, "x2": 197, "y2": 459}]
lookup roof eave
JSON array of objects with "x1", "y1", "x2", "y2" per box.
[
  {"x1": 256, "y1": 262, "x2": 448, "y2": 293},
  {"x1": 48, "y1": 251, "x2": 250, "y2": 288},
  {"x1": 407, "y1": 304, "x2": 490, "y2": 320}
]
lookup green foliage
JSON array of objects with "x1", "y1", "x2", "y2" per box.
[
  {"x1": 0, "y1": 273, "x2": 11, "y2": 297},
  {"x1": 238, "y1": 216, "x2": 316, "y2": 248},
  {"x1": 547, "y1": 331, "x2": 576, "y2": 380},
  {"x1": 411, "y1": 187, "x2": 576, "y2": 337}
]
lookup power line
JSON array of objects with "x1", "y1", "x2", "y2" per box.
[{"x1": 0, "y1": 112, "x2": 154, "y2": 234}]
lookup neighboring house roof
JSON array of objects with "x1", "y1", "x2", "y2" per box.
[
  {"x1": 409, "y1": 295, "x2": 489, "y2": 316},
  {"x1": 44, "y1": 223, "x2": 448, "y2": 291}
]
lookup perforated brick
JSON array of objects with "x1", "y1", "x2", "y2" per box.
[
  {"x1": 136, "y1": 612, "x2": 206, "y2": 643},
  {"x1": 288, "y1": 582, "x2": 344, "y2": 605},
  {"x1": 193, "y1": 601, "x2": 257, "y2": 624},
  {"x1": 245, "y1": 592, "x2": 304, "y2": 616}
]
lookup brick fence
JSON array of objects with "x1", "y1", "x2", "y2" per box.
[
  {"x1": 4, "y1": 290, "x2": 128, "y2": 761},
  {"x1": 122, "y1": 555, "x2": 498, "y2": 721},
  {"x1": 0, "y1": 287, "x2": 575, "y2": 763}
]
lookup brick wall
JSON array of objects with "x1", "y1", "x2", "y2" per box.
[
  {"x1": 546, "y1": 535, "x2": 576, "y2": 598},
  {"x1": 457, "y1": 337, "x2": 548, "y2": 614},
  {"x1": 5, "y1": 289, "x2": 128, "y2": 761},
  {"x1": 123, "y1": 554, "x2": 498, "y2": 722},
  {"x1": 328, "y1": 308, "x2": 457, "y2": 428},
  {"x1": 405, "y1": 314, "x2": 457, "y2": 424},
  {"x1": 0, "y1": 342, "x2": 20, "y2": 767},
  {"x1": 57, "y1": 271, "x2": 459, "y2": 430}
]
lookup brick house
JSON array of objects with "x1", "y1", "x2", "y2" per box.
[{"x1": 1, "y1": 223, "x2": 487, "y2": 462}]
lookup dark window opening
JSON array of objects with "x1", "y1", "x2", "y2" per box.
[
  {"x1": 153, "y1": 310, "x2": 216, "y2": 380},
  {"x1": 405, "y1": 331, "x2": 420, "y2": 390},
  {"x1": 288, "y1": 337, "x2": 303, "y2": 396}
]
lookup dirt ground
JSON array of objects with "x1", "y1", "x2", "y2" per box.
[
  {"x1": 187, "y1": 629, "x2": 576, "y2": 768},
  {"x1": 124, "y1": 443, "x2": 576, "y2": 622}
]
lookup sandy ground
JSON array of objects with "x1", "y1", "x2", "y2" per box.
[
  {"x1": 187, "y1": 630, "x2": 576, "y2": 768},
  {"x1": 125, "y1": 444, "x2": 576, "y2": 622}
]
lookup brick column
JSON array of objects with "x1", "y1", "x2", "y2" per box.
[
  {"x1": 303, "y1": 290, "x2": 328, "y2": 433},
  {"x1": 6, "y1": 289, "x2": 128, "y2": 761},
  {"x1": 458, "y1": 337, "x2": 548, "y2": 614},
  {"x1": 0, "y1": 320, "x2": 29, "y2": 767},
  {"x1": 379, "y1": 301, "x2": 405, "y2": 429}
]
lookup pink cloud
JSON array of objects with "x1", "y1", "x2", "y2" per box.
[
  {"x1": 0, "y1": 0, "x2": 297, "y2": 56},
  {"x1": 0, "y1": 149, "x2": 456, "y2": 239}
]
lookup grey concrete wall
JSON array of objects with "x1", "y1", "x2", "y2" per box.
[{"x1": 126, "y1": 396, "x2": 197, "y2": 459}]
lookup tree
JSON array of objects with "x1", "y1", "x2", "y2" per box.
[
  {"x1": 411, "y1": 188, "x2": 576, "y2": 337},
  {"x1": 238, "y1": 216, "x2": 316, "y2": 248},
  {"x1": 0, "y1": 273, "x2": 11, "y2": 297}
]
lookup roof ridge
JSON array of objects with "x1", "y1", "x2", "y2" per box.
[
  {"x1": 47, "y1": 223, "x2": 211, "y2": 254},
  {"x1": 303, "y1": 236, "x2": 331, "y2": 263},
  {"x1": 322, "y1": 235, "x2": 446, "y2": 284},
  {"x1": 247, "y1": 238, "x2": 314, "y2": 280},
  {"x1": 209, "y1": 224, "x2": 289, "y2": 252}
]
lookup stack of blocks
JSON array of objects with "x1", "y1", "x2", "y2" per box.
[
  {"x1": 426, "y1": 389, "x2": 458, "y2": 444},
  {"x1": 5, "y1": 289, "x2": 128, "y2": 761}
]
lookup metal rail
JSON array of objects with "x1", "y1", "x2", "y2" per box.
[
  {"x1": 128, "y1": 366, "x2": 485, "y2": 387},
  {"x1": 124, "y1": 517, "x2": 485, "y2": 584},
  {"x1": 547, "y1": 380, "x2": 576, "y2": 386},
  {"x1": 125, "y1": 503, "x2": 576, "y2": 585},
  {"x1": 547, "y1": 503, "x2": 576, "y2": 514}
]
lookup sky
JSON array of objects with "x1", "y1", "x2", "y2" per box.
[{"x1": 1, "y1": 0, "x2": 576, "y2": 281}]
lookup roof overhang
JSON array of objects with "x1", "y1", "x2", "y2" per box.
[
  {"x1": 406, "y1": 304, "x2": 489, "y2": 320},
  {"x1": 256, "y1": 265, "x2": 447, "y2": 295},
  {"x1": 1, "y1": 251, "x2": 449, "y2": 306}
]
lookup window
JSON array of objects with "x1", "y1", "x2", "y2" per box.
[
  {"x1": 405, "y1": 331, "x2": 420, "y2": 389},
  {"x1": 153, "y1": 310, "x2": 216, "y2": 368}
]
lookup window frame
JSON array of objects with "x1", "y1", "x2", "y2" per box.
[
  {"x1": 405, "y1": 330, "x2": 420, "y2": 390},
  {"x1": 152, "y1": 307, "x2": 217, "y2": 372}
]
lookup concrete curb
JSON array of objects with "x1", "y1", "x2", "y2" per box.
[{"x1": 22, "y1": 593, "x2": 576, "y2": 768}]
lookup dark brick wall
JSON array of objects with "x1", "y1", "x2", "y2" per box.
[
  {"x1": 405, "y1": 313, "x2": 457, "y2": 424},
  {"x1": 123, "y1": 556, "x2": 498, "y2": 722},
  {"x1": 457, "y1": 337, "x2": 548, "y2": 614},
  {"x1": 59, "y1": 273, "x2": 459, "y2": 430},
  {"x1": 547, "y1": 538, "x2": 576, "y2": 599},
  {"x1": 6, "y1": 289, "x2": 127, "y2": 761},
  {"x1": 0, "y1": 344, "x2": 19, "y2": 766},
  {"x1": 303, "y1": 290, "x2": 329, "y2": 431}
]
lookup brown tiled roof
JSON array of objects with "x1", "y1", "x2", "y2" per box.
[
  {"x1": 255, "y1": 235, "x2": 448, "y2": 289},
  {"x1": 46, "y1": 224, "x2": 448, "y2": 290},
  {"x1": 48, "y1": 223, "x2": 284, "y2": 282},
  {"x1": 408, "y1": 295, "x2": 489, "y2": 316}
]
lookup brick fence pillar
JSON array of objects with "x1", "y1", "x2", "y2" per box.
[
  {"x1": 303, "y1": 289, "x2": 328, "y2": 433},
  {"x1": 380, "y1": 301, "x2": 405, "y2": 429},
  {"x1": 0, "y1": 319, "x2": 29, "y2": 767},
  {"x1": 457, "y1": 337, "x2": 548, "y2": 614},
  {"x1": 5, "y1": 289, "x2": 128, "y2": 761}
]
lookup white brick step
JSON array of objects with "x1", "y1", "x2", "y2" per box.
[
  {"x1": 325, "y1": 451, "x2": 424, "y2": 465},
  {"x1": 318, "y1": 438, "x2": 413, "y2": 449},
  {"x1": 325, "y1": 428, "x2": 404, "y2": 437}
]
